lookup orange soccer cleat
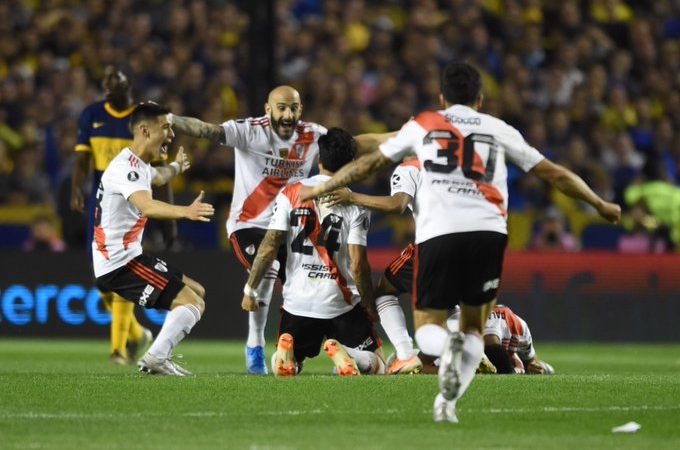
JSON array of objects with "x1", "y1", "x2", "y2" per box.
[{"x1": 323, "y1": 339, "x2": 360, "y2": 376}]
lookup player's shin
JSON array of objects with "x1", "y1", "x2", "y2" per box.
[
  {"x1": 147, "y1": 303, "x2": 202, "y2": 360},
  {"x1": 453, "y1": 332, "x2": 484, "y2": 401},
  {"x1": 246, "y1": 260, "x2": 279, "y2": 348},
  {"x1": 376, "y1": 295, "x2": 415, "y2": 360}
]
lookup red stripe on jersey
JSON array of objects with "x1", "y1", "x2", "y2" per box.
[
  {"x1": 493, "y1": 306, "x2": 524, "y2": 336},
  {"x1": 128, "y1": 260, "x2": 167, "y2": 290},
  {"x1": 238, "y1": 176, "x2": 289, "y2": 222},
  {"x1": 414, "y1": 111, "x2": 506, "y2": 216},
  {"x1": 94, "y1": 225, "x2": 109, "y2": 260},
  {"x1": 399, "y1": 159, "x2": 421, "y2": 169},
  {"x1": 123, "y1": 216, "x2": 148, "y2": 250}
]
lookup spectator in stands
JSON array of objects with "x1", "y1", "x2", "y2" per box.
[
  {"x1": 529, "y1": 207, "x2": 579, "y2": 252},
  {"x1": 22, "y1": 214, "x2": 66, "y2": 252}
]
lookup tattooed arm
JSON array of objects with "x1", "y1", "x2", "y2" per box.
[
  {"x1": 300, "y1": 150, "x2": 392, "y2": 201},
  {"x1": 171, "y1": 115, "x2": 226, "y2": 143},
  {"x1": 241, "y1": 230, "x2": 286, "y2": 312},
  {"x1": 354, "y1": 131, "x2": 397, "y2": 155}
]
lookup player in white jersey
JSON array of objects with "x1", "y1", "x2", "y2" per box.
[
  {"x1": 322, "y1": 157, "x2": 423, "y2": 374},
  {"x1": 93, "y1": 102, "x2": 214, "y2": 376},
  {"x1": 300, "y1": 62, "x2": 620, "y2": 423},
  {"x1": 171, "y1": 86, "x2": 391, "y2": 374},
  {"x1": 241, "y1": 128, "x2": 384, "y2": 377}
]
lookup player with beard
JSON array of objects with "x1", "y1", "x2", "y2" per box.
[{"x1": 172, "y1": 86, "x2": 391, "y2": 374}]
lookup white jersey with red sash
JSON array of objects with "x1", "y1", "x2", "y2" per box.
[
  {"x1": 268, "y1": 175, "x2": 370, "y2": 319},
  {"x1": 221, "y1": 116, "x2": 327, "y2": 236}
]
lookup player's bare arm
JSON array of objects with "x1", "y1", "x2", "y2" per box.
[
  {"x1": 323, "y1": 189, "x2": 411, "y2": 213},
  {"x1": 70, "y1": 152, "x2": 92, "y2": 212},
  {"x1": 349, "y1": 244, "x2": 377, "y2": 321},
  {"x1": 171, "y1": 115, "x2": 226, "y2": 143},
  {"x1": 354, "y1": 131, "x2": 397, "y2": 155},
  {"x1": 530, "y1": 159, "x2": 621, "y2": 223},
  {"x1": 129, "y1": 190, "x2": 214, "y2": 222},
  {"x1": 242, "y1": 230, "x2": 286, "y2": 312},
  {"x1": 152, "y1": 146, "x2": 191, "y2": 186},
  {"x1": 300, "y1": 151, "x2": 392, "y2": 201}
]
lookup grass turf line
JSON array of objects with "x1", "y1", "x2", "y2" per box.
[{"x1": 0, "y1": 339, "x2": 679, "y2": 450}]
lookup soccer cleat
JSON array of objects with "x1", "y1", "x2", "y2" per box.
[
  {"x1": 433, "y1": 393, "x2": 459, "y2": 424},
  {"x1": 110, "y1": 350, "x2": 127, "y2": 366},
  {"x1": 438, "y1": 331, "x2": 465, "y2": 401},
  {"x1": 387, "y1": 354, "x2": 423, "y2": 375},
  {"x1": 168, "y1": 354, "x2": 193, "y2": 376},
  {"x1": 323, "y1": 339, "x2": 360, "y2": 376},
  {"x1": 274, "y1": 333, "x2": 296, "y2": 377},
  {"x1": 245, "y1": 345, "x2": 268, "y2": 375},
  {"x1": 138, "y1": 353, "x2": 185, "y2": 376},
  {"x1": 126, "y1": 327, "x2": 153, "y2": 364}
]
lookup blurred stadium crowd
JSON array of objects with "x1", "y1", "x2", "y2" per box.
[{"x1": 0, "y1": 0, "x2": 679, "y2": 252}]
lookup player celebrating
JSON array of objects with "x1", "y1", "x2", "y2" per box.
[
  {"x1": 299, "y1": 62, "x2": 620, "y2": 423},
  {"x1": 241, "y1": 128, "x2": 384, "y2": 377},
  {"x1": 172, "y1": 86, "x2": 389, "y2": 374},
  {"x1": 92, "y1": 102, "x2": 214, "y2": 376},
  {"x1": 322, "y1": 157, "x2": 423, "y2": 374}
]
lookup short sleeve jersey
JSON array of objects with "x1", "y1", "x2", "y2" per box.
[
  {"x1": 269, "y1": 175, "x2": 370, "y2": 319},
  {"x1": 390, "y1": 159, "x2": 421, "y2": 213},
  {"x1": 220, "y1": 116, "x2": 327, "y2": 236},
  {"x1": 379, "y1": 104, "x2": 545, "y2": 243},
  {"x1": 484, "y1": 305, "x2": 535, "y2": 362},
  {"x1": 92, "y1": 148, "x2": 156, "y2": 277}
]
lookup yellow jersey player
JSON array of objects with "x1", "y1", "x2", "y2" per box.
[{"x1": 71, "y1": 66, "x2": 152, "y2": 365}]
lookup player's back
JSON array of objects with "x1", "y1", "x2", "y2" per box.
[
  {"x1": 221, "y1": 116, "x2": 327, "y2": 235},
  {"x1": 380, "y1": 104, "x2": 544, "y2": 243},
  {"x1": 269, "y1": 175, "x2": 370, "y2": 319}
]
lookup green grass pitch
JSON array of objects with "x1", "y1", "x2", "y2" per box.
[{"x1": 1, "y1": 339, "x2": 679, "y2": 450}]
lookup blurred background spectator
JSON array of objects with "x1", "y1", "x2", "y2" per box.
[{"x1": 1, "y1": 0, "x2": 679, "y2": 252}]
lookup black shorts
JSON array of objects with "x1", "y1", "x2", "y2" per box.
[
  {"x1": 384, "y1": 243, "x2": 416, "y2": 294},
  {"x1": 278, "y1": 306, "x2": 381, "y2": 363},
  {"x1": 96, "y1": 254, "x2": 185, "y2": 310},
  {"x1": 414, "y1": 231, "x2": 507, "y2": 310},
  {"x1": 230, "y1": 228, "x2": 287, "y2": 282}
]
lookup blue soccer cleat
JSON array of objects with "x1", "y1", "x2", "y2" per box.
[{"x1": 245, "y1": 345, "x2": 268, "y2": 375}]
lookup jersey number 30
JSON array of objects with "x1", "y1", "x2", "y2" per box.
[{"x1": 423, "y1": 131, "x2": 498, "y2": 183}]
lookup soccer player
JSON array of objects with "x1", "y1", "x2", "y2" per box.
[
  {"x1": 299, "y1": 62, "x2": 620, "y2": 423},
  {"x1": 241, "y1": 128, "x2": 384, "y2": 377},
  {"x1": 92, "y1": 102, "x2": 214, "y2": 376},
  {"x1": 71, "y1": 66, "x2": 162, "y2": 364},
  {"x1": 171, "y1": 86, "x2": 388, "y2": 374},
  {"x1": 322, "y1": 157, "x2": 423, "y2": 374}
]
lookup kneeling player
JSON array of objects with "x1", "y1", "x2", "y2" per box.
[
  {"x1": 241, "y1": 128, "x2": 384, "y2": 376},
  {"x1": 92, "y1": 102, "x2": 214, "y2": 376}
]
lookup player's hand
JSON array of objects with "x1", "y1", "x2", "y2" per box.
[
  {"x1": 185, "y1": 190, "x2": 214, "y2": 222},
  {"x1": 175, "y1": 146, "x2": 191, "y2": 173},
  {"x1": 70, "y1": 189, "x2": 85, "y2": 213},
  {"x1": 526, "y1": 359, "x2": 546, "y2": 375},
  {"x1": 241, "y1": 295, "x2": 259, "y2": 312},
  {"x1": 597, "y1": 201, "x2": 621, "y2": 224},
  {"x1": 321, "y1": 188, "x2": 352, "y2": 207},
  {"x1": 299, "y1": 185, "x2": 318, "y2": 202}
]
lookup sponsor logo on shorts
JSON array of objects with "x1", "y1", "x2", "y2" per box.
[
  {"x1": 355, "y1": 336, "x2": 374, "y2": 351},
  {"x1": 483, "y1": 278, "x2": 500, "y2": 292},
  {"x1": 245, "y1": 244, "x2": 256, "y2": 255},
  {"x1": 154, "y1": 259, "x2": 168, "y2": 273},
  {"x1": 139, "y1": 284, "x2": 154, "y2": 306}
]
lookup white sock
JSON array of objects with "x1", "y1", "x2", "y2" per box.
[
  {"x1": 147, "y1": 304, "x2": 201, "y2": 360},
  {"x1": 454, "y1": 333, "x2": 484, "y2": 402},
  {"x1": 246, "y1": 260, "x2": 279, "y2": 348},
  {"x1": 415, "y1": 324, "x2": 448, "y2": 357},
  {"x1": 344, "y1": 346, "x2": 381, "y2": 374},
  {"x1": 375, "y1": 295, "x2": 415, "y2": 360}
]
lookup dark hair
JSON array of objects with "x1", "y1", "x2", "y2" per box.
[
  {"x1": 129, "y1": 101, "x2": 170, "y2": 130},
  {"x1": 441, "y1": 62, "x2": 482, "y2": 106},
  {"x1": 318, "y1": 128, "x2": 357, "y2": 172}
]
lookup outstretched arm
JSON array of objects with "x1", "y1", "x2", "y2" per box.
[
  {"x1": 242, "y1": 230, "x2": 286, "y2": 312},
  {"x1": 323, "y1": 190, "x2": 412, "y2": 214},
  {"x1": 171, "y1": 115, "x2": 226, "y2": 143},
  {"x1": 300, "y1": 151, "x2": 392, "y2": 201},
  {"x1": 354, "y1": 132, "x2": 397, "y2": 155},
  {"x1": 530, "y1": 159, "x2": 621, "y2": 223},
  {"x1": 128, "y1": 190, "x2": 214, "y2": 221}
]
